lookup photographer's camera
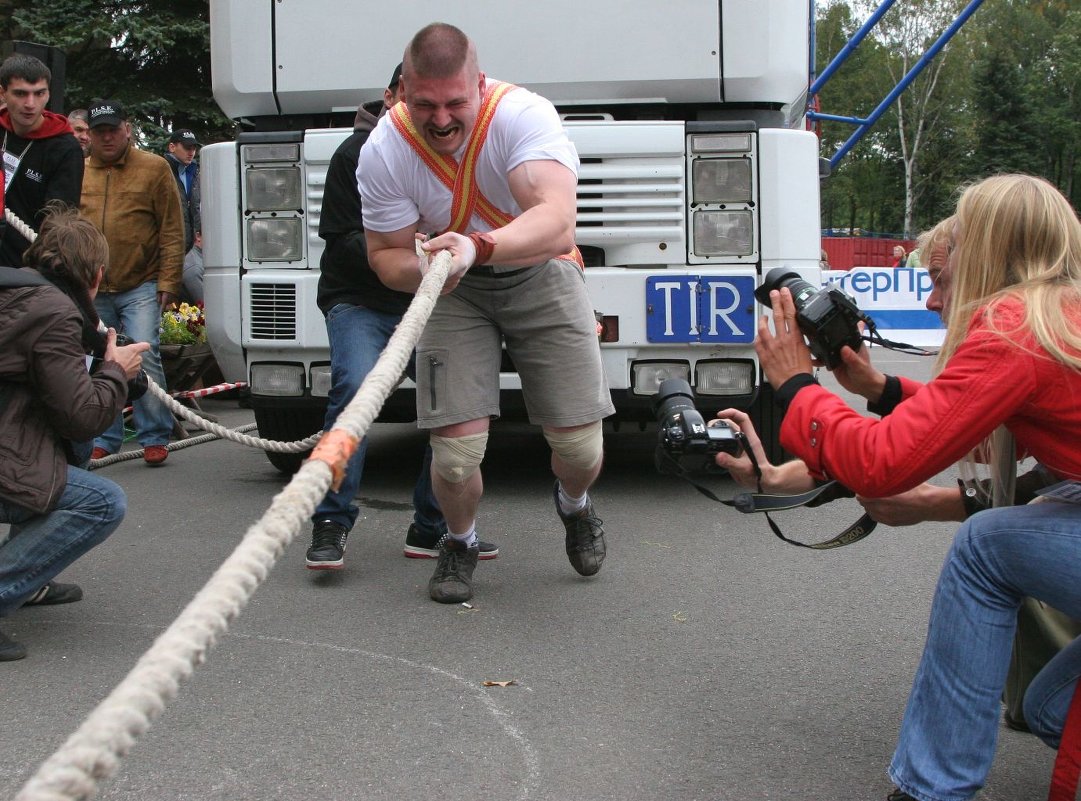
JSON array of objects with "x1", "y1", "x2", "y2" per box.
[
  {"x1": 754, "y1": 267, "x2": 872, "y2": 369},
  {"x1": 90, "y1": 332, "x2": 149, "y2": 403},
  {"x1": 653, "y1": 378, "x2": 741, "y2": 474}
]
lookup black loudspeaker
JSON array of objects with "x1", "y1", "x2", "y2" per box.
[{"x1": 1, "y1": 40, "x2": 67, "y2": 112}]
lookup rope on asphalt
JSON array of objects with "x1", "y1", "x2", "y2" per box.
[
  {"x1": 88, "y1": 423, "x2": 261, "y2": 468},
  {"x1": 89, "y1": 381, "x2": 321, "y2": 471},
  {"x1": 14, "y1": 246, "x2": 451, "y2": 801}
]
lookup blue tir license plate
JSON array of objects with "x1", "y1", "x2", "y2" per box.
[{"x1": 646, "y1": 275, "x2": 756, "y2": 343}]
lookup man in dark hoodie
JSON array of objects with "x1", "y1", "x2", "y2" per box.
[
  {"x1": 304, "y1": 63, "x2": 498, "y2": 572},
  {"x1": 0, "y1": 54, "x2": 84, "y2": 266}
]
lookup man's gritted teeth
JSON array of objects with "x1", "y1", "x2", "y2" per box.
[{"x1": 429, "y1": 124, "x2": 460, "y2": 141}]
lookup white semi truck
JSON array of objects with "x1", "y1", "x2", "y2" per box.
[{"x1": 202, "y1": 0, "x2": 823, "y2": 472}]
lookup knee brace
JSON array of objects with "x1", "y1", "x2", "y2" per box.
[
  {"x1": 544, "y1": 421, "x2": 604, "y2": 471},
  {"x1": 430, "y1": 432, "x2": 488, "y2": 484}
]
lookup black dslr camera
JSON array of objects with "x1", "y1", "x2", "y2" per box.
[
  {"x1": 90, "y1": 333, "x2": 149, "y2": 403},
  {"x1": 754, "y1": 268, "x2": 872, "y2": 369},
  {"x1": 653, "y1": 378, "x2": 742, "y2": 474}
]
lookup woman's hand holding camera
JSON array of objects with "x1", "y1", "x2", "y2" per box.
[
  {"x1": 755, "y1": 288, "x2": 814, "y2": 390},
  {"x1": 103, "y1": 328, "x2": 150, "y2": 381},
  {"x1": 823, "y1": 322, "x2": 888, "y2": 403}
]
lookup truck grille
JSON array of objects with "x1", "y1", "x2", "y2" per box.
[
  {"x1": 574, "y1": 157, "x2": 686, "y2": 265},
  {"x1": 249, "y1": 283, "x2": 298, "y2": 339}
]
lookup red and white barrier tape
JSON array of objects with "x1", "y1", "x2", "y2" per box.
[{"x1": 172, "y1": 381, "x2": 248, "y2": 400}]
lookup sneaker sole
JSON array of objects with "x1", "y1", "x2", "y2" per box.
[
  {"x1": 305, "y1": 560, "x2": 344, "y2": 570},
  {"x1": 404, "y1": 545, "x2": 499, "y2": 560}
]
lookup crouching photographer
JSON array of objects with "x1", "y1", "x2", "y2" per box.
[
  {"x1": 750, "y1": 174, "x2": 1081, "y2": 801},
  {"x1": 0, "y1": 208, "x2": 149, "y2": 661}
]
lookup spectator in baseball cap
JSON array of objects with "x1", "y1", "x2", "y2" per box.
[
  {"x1": 164, "y1": 129, "x2": 201, "y2": 252},
  {"x1": 86, "y1": 100, "x2": 126, "y2": 129}
]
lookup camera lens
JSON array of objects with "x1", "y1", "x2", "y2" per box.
[
  {"x1": 652, "y1": 378, "x2": 696, "y2": 424},
  {"x1": 754, "y1": 268, "x2": 818, "y2": 310}
]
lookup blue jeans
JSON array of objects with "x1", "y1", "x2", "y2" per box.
[
  {"x1": 0, "y1": 467, "x2": 126, "y2": 616},
  {"x1": 890, "y1": 501, "x2": 1081, "y2": 801},
  {"x1": 93, "y1": 281, "x2": 174, "y2": 451},
  {"x1": 313, "y1": 303, "x2": 444, "y2": 536}
]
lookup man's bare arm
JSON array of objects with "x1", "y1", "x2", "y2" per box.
[{"x1": 366, "y1": 225, "x2": 425, "y2": 293}]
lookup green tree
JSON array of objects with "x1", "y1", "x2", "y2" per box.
[
  {"x1": 960, "y1": 0, "x2": 1078, "y2": 205},
  {"x1": 816, "y1": 1, "x2": 907, "y2": 235},
  {"x1": 850, "y1": 0, "x2": 975, "y2": 237},
  {"x1": 4, "y1": 0, "x2": 232, "y2": 148}
]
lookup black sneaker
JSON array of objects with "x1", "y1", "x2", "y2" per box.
[
  {"x1": 887, "y1": 789, "x2": 917, "y2": 801},
  {"x1": 0, "y1": 628, "x2": 27, "y2": 661},
  {"x1": 305, "y1": 519, "x2": 349, "y2": 570},
  {"x1": 428, "y1": 538, "x2": 480, "y2": 603},
  {"x1": 22, "y1": 581, "x2": 83, "y2": 606},
  {"x1": 554, "y1": 481, "x2": 606, "y2": 576},
  {"x1": 404, "y1": 525, "x2": 499, "y2": 560}
]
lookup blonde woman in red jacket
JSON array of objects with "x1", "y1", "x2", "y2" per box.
[{"x1": 753, "y1": 174, "x2": 1081, "y2": 801}]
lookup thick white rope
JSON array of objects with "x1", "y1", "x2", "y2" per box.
[
  {"x1": 88, "y1": 423, "x2": 261, "y2": 468},
  {"x1": 13, "y1": 226, "x2": 451, "y2": 800},
  {"x1": 4, "y1": 205, "x2": 37, "y2": 243},
  {"x1": 147, "y1": 382, "x2": 321, "y2": 452},
  {"x1": 88, "y1": 382, "x2": 321, "y2": 471}
]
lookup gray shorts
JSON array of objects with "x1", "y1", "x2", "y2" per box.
[{"x1": 415, "y1": 259, "x2": 614, "y2": 429}]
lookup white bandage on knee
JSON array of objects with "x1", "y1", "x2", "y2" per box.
[
  {"x1": 430, "y1": 432, "x2": 489, "y2": 484},
  {"x1": 544, "y1": 421, "x2": 604, "y2": 471}
]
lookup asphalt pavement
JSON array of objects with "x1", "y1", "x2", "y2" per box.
[{"x1": 0, "y1": 352, "x2": 1055, "y2": 800}]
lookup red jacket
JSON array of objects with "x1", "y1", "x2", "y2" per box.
[{"x1": 781, "y1": 299, "x2": 1081, "y2": 497}]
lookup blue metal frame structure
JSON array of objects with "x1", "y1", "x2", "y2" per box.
[{"x1": 807, "y1": 0, "x2": 987, "y2": 170}]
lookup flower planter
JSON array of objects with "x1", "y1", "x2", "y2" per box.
[{"x1": 159, "y1": 342, "x2": 217, "y2": 392}]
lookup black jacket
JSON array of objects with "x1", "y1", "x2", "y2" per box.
[
  {"x1": 164, "y1": 152, "x2": 201, "y2": 252},
  {"x1": 0, "y1": 111, "x2": 84, "y2": 266},
  {"x1": 316, "y1": 108, "x2": 413, "y2": 316}
]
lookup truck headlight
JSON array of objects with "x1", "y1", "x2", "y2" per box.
[
  {"x1": 310, "y1": 365, "x2": 332, "y2": 398},
  {"x1": 691, "y1": 158, "x2": 752, "y2": 204},
  {"x1": 247, "y1": 218, "x2": 303, "y2": 261},
  {"x1": 692, "y1": 210, "x2": 753, "y2": 256},
  {"x1": 250, "y1": 363, "x2": 305, "y2": 396},
  {"x1": 245, "y1": 166, "x2": 302, "y2": 210},
  {"x1": 631, "y1": 361, "x2": 691, "y2": 396},
  {"x1": 690, "y1": 133, "x2": 751, "y2": 154},
  {"x1": 244, "y1": 144, "x2": 300, "y2": 163},
  {"x1": 694, "y1": 360, "x2": 755, "y2": 396}
]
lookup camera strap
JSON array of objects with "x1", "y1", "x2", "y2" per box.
[
  {"x1": 727, "y1": 482, "x2": 877, "y2": 550},
  {"x1": 660, "y1": 444, "x2": 877, "y2": 550},
  {"x1": 862, "y1": 322, "x2": 938, "y2": 358}
]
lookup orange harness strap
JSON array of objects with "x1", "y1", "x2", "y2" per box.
[
  {"x1": 389, "y1": 83, "x2": 583, "y2": 268},
  {"x1": 388, "y1": 82, "x2": 515, "y2": 232}
]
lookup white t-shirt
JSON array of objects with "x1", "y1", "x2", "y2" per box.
[{"x1": 357, "y1": 81, "x2": 578, "y2": 235}]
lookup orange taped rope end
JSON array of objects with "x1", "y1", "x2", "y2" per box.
[{"x1": 306, "y1": 429, "x2": 360, "y2": 492}]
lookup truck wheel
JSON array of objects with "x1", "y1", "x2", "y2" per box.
[
  {"x1": 266, "y1": 449, "x2": 307, "y2": 475},
  {"x1": 749, "y1": 382, "x2": 787, "y2": 466},
  {"x1": 252, "y1": 402, "x2": 326, "y2": 475}
]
